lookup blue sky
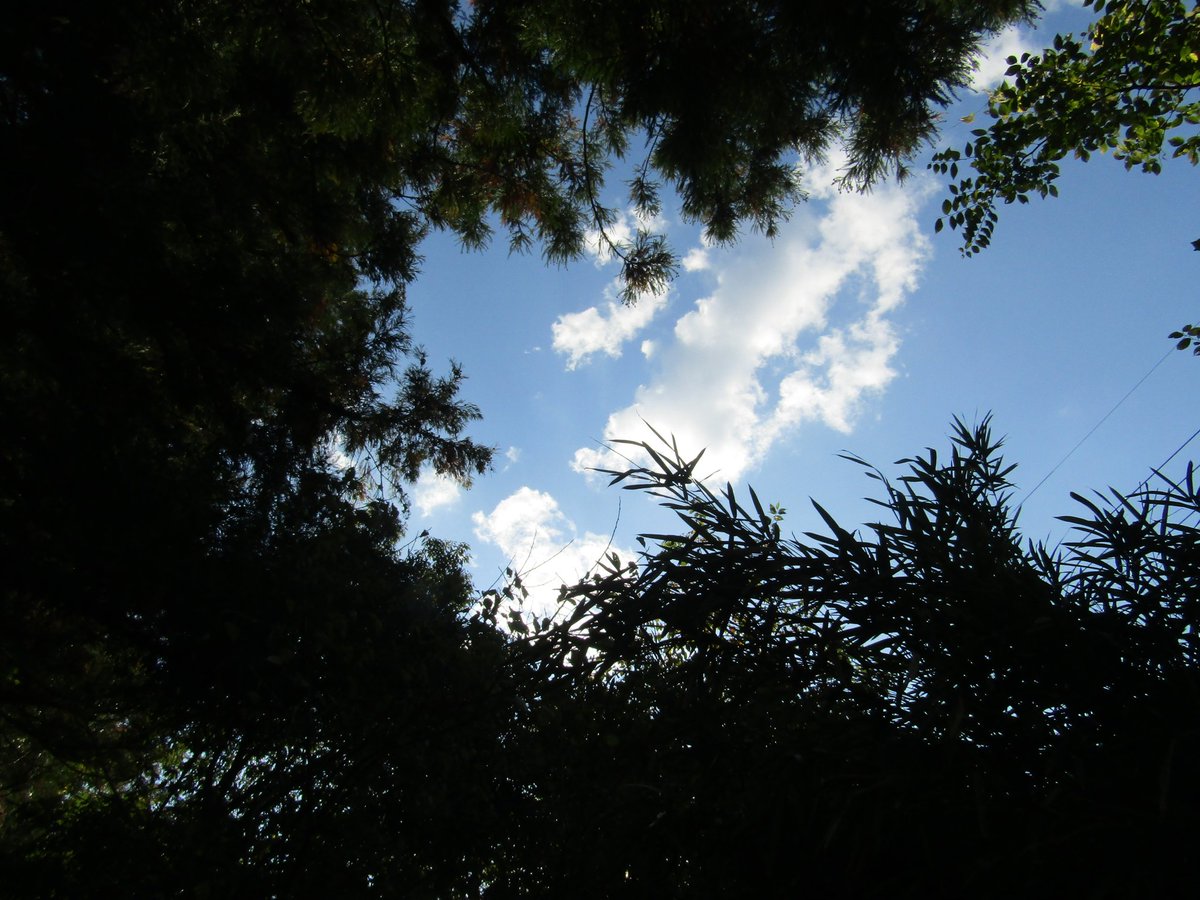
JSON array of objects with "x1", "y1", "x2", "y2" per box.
[{"x1": 398, "y1": 1, "x2": 1199, "y2": 613}]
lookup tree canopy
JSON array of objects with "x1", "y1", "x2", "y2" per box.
[
  {"x1": 932, "y1": 0, "x2": 1199, "y2": 256},
  {"x1": 504, "y1": 420, "x2": 1200, "y2": 896},
  {"x1": 12, "y1": 0, "x2": 1196, "y2": 896}
]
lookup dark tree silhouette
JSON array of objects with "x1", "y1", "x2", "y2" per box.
[
  {"x1": 2, "y1": 1, "x2": 1084, "y2": 894},
  {"x1": 509, "y1": 420, "x2": 1200, "y2": 896}
]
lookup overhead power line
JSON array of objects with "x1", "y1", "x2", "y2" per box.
[
  {"x1": 1129, "y1": 422, "x2": 1200, "y2": 498},
  {"x1": 1020, "y1": 349, "x2": 1174, "y2": 505}
]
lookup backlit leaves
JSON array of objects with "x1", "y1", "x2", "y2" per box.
[{"x1": 932, "y1": 0, "x2": 1200, "y2": 255}]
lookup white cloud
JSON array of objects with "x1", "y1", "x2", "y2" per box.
[
  {"x1": 413, "y1": 468, "x2": 462, "y2": 517},
  {"x1": 966, "y1": 0, "x2": 1088, "y2": 93},
  {"x1": 325, "y1": 433, "x2": 355, "y2": 471},
  {"x1": 583, "y1": 215, "x2": 634, "y2": 266},
  {"x1": 472, "y1": 487, "x2": 633, "y2": 617},
  {"x1": 552, "y1": 281, "x2": 670, "y2": 370},
  {"x1": 505, "y1": 446, "x2": 521, "y2": 465},
  {"x1": 572, "y1": 155, "x2": 932, "y2": 486},
  {"x1": 766, "y1": 316, "x2": 899, "y2": 437},
  {"x1": 967, "y1": 0, "x2": 1089, "y2": 93},
  {"x1": 682, "y1": 246, "x2": 711, "y2": 272},
  {"x1": 1042, "y1": 0, "x2": 1085, "y2": 12},
  {"x1": 583, "y1": 207, "x2": 668, "y2": 266},
  {"x1": 970, "y1": 28, "x2": 1038, "y2": 92}
]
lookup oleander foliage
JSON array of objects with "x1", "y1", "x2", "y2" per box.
[{"x1": 508, "y1": 419, "x2": 1200, "y2": 896}]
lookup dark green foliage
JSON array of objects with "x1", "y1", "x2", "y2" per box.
[
  {"x1": 514, "y1": 420, "x2": 1200, "y2": 896},
  {"x1": 1170, "y1": 320, "x2": 1200, "y2": 353},
  {"x1": 529, "y1": 0, "x2": 1039, "y2": 299},
  {"x1": 1, "y1": 0, "x2": 1066, "y2": 893},
  {"x1": 1, "y1": 2, "x2": 501, "y2": 891}
]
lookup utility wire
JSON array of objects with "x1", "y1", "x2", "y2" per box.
[
  {"x1": 1020, "y1": 349, "x2": 1174, "y2": 505},
  {"x1": 1128, "y1": 422, "x2": 1200, "y2": 498},
  {"x1": 1047, "y1": 420, "x2": 1200, "y2": 560},
  {"x1": 1130, "y1": 422, "x2": 1200, "y2": 530}
]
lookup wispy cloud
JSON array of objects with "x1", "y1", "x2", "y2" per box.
[
  {"x1": 1042, "y1": 0, "x2": 1085, "y2": 12},
  {"x1": 413, "y1": 468, "x2": 462, "y2": 517},
  {"x1": 325, "y1": 433, "x2": 355, "y2": 471},
  {"x1": 552, "y1": 280, "x2": 671, "y2": 370},
  {"x1": 573, "y1": 156, "x2": 932, "y2": 485},
  {"x1": 555, "y1": 205, "x2": 677, "y2": 369},
  {"x1": 582, "y1": 207, "x2": 668, "y2": 266},
  {"x1": 970, "y1": 28, "x2": 1040, "y2": 92},
  {"x1": 682, "y1": 246, "x2": 711, "y2": 272},
  {"x1": 472, "y1": 487, "x2": 631, "y2": 616},
  {"x1": 968, "y1": 0, "x2": 1087, "y2": 93}
]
